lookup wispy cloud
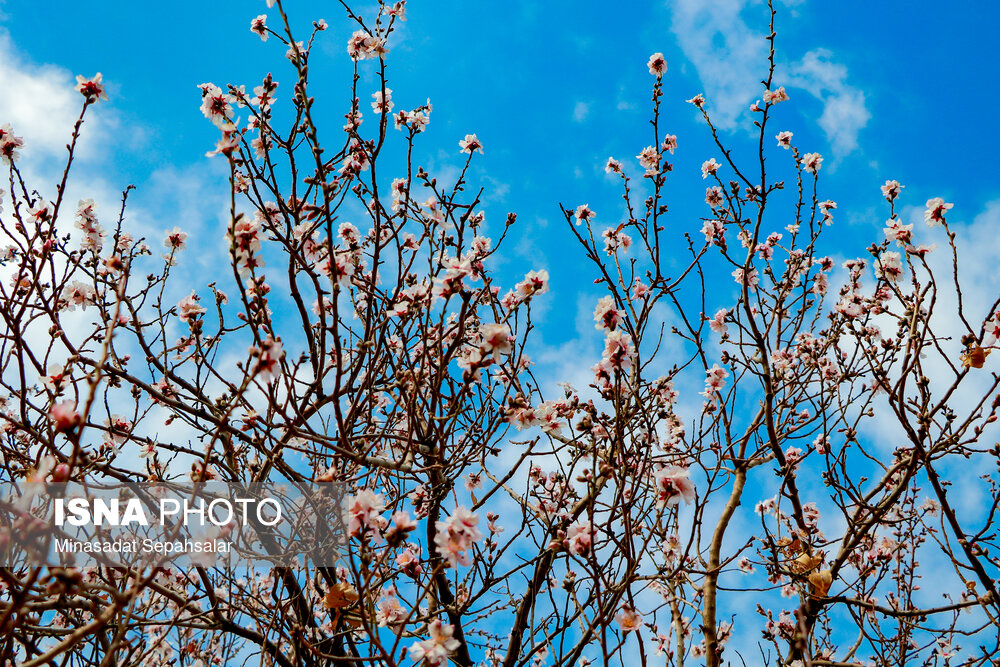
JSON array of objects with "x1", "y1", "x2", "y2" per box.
[
  {"x1": 0, "y1": 31, "x2": 113, "y2": 165},
  {"x1": 669, "y1": 0, "x2": 869, "y2": 157},
  {"x1": 670, "y1": 0, "x2": 766, "y2": 128},
  {"x1": 0, "y1": 27, "x2": 233, "y2": 305},
  {"x1": 783, "y1": 49, "x2": 871, "y2": 156}
]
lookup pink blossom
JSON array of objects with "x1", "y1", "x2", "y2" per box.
[
  {"x1": 601, "y1": 227, "x2": 632, "y2": 255},
  {"x1": 762, "y1": 86, "x2": 788, "y2": 104},
  {"x1": 228, "y1": 216, "x2": 264, "y2": 276},
  {"x1": 615, "y1": 605, "x2": 643, "y2": 633},
  {"x1": 371, "y1": 88, "x2": 393, "y2": 114},
  {"x1": 935, "y1": 638, "x2": 956, "y2": 660},
  {"x1": 49, "y1": 401, "x2": 81, "y2": 433},
  {"x1": 250, "y1": 15, "x2": 268, "y2": 41},
  {"x1": 164, "y1": 226, "x2": 188, "y2": 250},
  {"x1": 338, "y1": 221, "x2": 361, "y2": 246},
  {"x1": 647, "y1": 52, "x2": 667, "y2": 77},
  {"x1": 574, "y1": 204, "x2": 596, "y2": 226},
  {"x1": 394, "y1": 104, "x2": 432, "y2": 133},
  {"x1": 515, "y1": 269, "x2": 549, "y2": 299},
  {"x1": 819, "y1": 200, "x2": 837, "y2": 226},
  {"x1": 76, "y1": 199, "x2": 104, "y2": 252},
  {"x1": 198, "y1": 83, "x2": 236, "y2": 130},
  {"x1": 60, "y1": 281, "x2": 96, "y2": 311},
  {"x1": 431, "y1": 260, "x2": 469, "y2": 300},
  {"x1": 637, "y1": 146, "x2": 660, "y2": 176},
  {"x1": 384, "y1": 511, "x2": 417, "y2": 545},
  {"x1": 884, "y1": 218, "x2": 913, "y2": 246},
  {"x1": 386, "y1": 1, "x2": 407, "y2": 21},
  {"x1": 784, "y1": 446, "x2": 804, "y2": 466},
  {"x1": 924, "y1": 197, "x2": 953, "y2": 227},
  {"x1": 709, "y1": 308, "x2": 728, "y2": 336},
  {"x1": 567, "y1": 521, "x2": 594, "y2": 555},
  {"x1": 251, "y1": 336, "x2": 284, "y2": 382},
  {"x1": 654, "y1": 466, "x2": 696, "y2": 506},
  {"x1": 458, "y1": 133, "x2": 483, "y2": 155},
  {"x1": 602, "y1": 330, "x2": 635, "y2": 372},
  {"x1": 701, "y1": 363, "x2": 729, "y2": 403},
  {"x1": 43, "y1": 365, "x2": 70, "y2": 395},
  {"x1": 701, "y1": 158, "x2": 720, "y2": 179},
  {"x1": 26, "y1": 456, "x2": 56, "y2": 484},
  {"x1": 983, "y1": 312, "x2": 1000, "y2": 347},
  {"x1": 345, "y1": 489, "x2": 386, "y2": 539},
  {"x1": 593, "y1": 295, "x2": 622, "y2": 332},
  {"x1": 802, "y1": 152, "x2": 823, "y2": 174},
  {"x1": 755, "y1": 495, "x2": 777, "y2": 516},
  {"x1": 881, "y1": 179, "x2": 904, "y2": 201},
  {"x1": 874, "y1": 251, "x2": 903, "y2": 282},
  {"x1": 104, "y1": 415, "x2": 131, "y2": 451},
  {"x1": 205, "y1": 131, "x2": 240, "y2": 158},
  {"x1": 471, "y1": 235, "x2": 492, "y2": 257},
  {"x1": 408, "y1": 619, "x2": 460, "y2": 667},
  {"x1": 396, "y1": 545, "x2": 423, "y2": 577},
  {"x1": 479, "y1": 323, "x2": 512, "y2": 356},
  {"x1": 0, "y1": 123, "x2": 24, "y2": 164},
  {"x1": 465, "y1": 473, "x2": 482, "y2": 492},
  {"x1": 456, "y1": 347, "x2": 493, "y2": 382},
  {"x1": 703, "y1": 219, "x2": 725, "y2": 246},
  {"x1": 75, "y1": 73, "x2": 108, "y2": 103},
  {"x1": 776, "y1": 131, "x2": 793, "y2": 149},
  {"x1": 347, "y1": 29, "x2": 386, "y2": 61},
  {"x1": 390, "y1": 178, "x2": 409, "y2": 211},
  {"x1": 27, "y1": 202, "x2": 53, "y2": 226},
  {"x1": 732, "y1": 267, "x2": 759, "y2": 287},
  {"x1": 177, "y1": 293, "x2": 206, "y2": 324},
  {"x1": 907, "y1": 243, "x2": 936, "y2": 256},
  {"x1": 251, "y1": 78, "x2": 278, "y2": 110},
  {"x1": 376, "y1": 588, "x2": 407, "y2": 630},
  {"x1": 434, "y1": 506, "x2": 482, "y2": 568}
]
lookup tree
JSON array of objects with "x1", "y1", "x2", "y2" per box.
[{"x1": 1, "y1": 1, "x2": 999, "y2": 665}]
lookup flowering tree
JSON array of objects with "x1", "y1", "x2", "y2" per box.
[{"x1": 1, "y1": 1, "x2": 999, "y2": 666}]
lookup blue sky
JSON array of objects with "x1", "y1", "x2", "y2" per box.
[
  {"x1": 4, "y1": 0, "x2": 1000, "y2": 660},
  {"x1": 3, "y1": 1, "x2": 998, "y2": 281},
  {"x1": 2, "y1": 0, "x2": 997, "y2": 285},
  {"x1": 5, "y1": 0, "x2": 999, "y2": 358},
  {"x1": 4, "y1": 0, "x2": 999, "y2": 531}
]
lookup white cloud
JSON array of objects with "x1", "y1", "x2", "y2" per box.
[
  {"x1": 573, "y1": 100, "x2": 590, "y2": 123},
  {"x1": 783, "y1": 49, "x2": 870, "y2": 155},
  {"x1": 670, "y1": 0, "x2": 764, "y2": 129},
  {"x1": 852, "y1": 198, "x2": 1000, "y2": 509},
  {"x1": 0, "y1": 29, "x2": 256, "y2": 480},
  {"x1": 0, "y1": 30, "x2": 108, "y2": 164},
  {"x1": 0, "y1": 29, "x2": 132, "y2": 240},
  {"x1": 0, "y1": 27, "x2": 236, "y2": 358},
  {"x1": 669, "y1": 0, "x2": 869, "y2": 157}
]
